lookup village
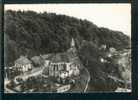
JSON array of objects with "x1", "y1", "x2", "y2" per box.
[
  {"x1": 4, "y1": 38, "x2": 90, "y2": 93},
  {"x1": 4, "y1": 38, "x2": 131, "y2": 93}
]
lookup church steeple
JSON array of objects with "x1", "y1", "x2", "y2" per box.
[
  {"x1": 67, "y1": 38, "x2": 77, "y2": 57},
  {"x1": 71, "y1": 38, "x2": 75, "y2": 48}
]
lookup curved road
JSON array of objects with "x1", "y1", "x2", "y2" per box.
[
  {"x1": 84, "y1": 67, "x2": 90, "y2": 92},
  {"x1": 14, "y1": 67, "x2": 45, "y2": 83}
]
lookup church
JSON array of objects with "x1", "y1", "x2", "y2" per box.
[{"x1": 43, "y1": 38, "x2": 80, "y2": 78}]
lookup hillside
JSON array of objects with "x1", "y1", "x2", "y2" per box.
[{"x1": 4, "y1": 10, "x2": 131, "y2": 91}]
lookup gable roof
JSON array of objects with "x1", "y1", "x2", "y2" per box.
[
  {"x1": 50, "y1": 53, "x2": 70, "y2": 63},
  {"x1": 15, "y1": 56, "x2": 31, "y2": 65}
]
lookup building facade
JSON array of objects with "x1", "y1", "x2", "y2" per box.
[
  {"x1": 14, "y1": 56, "x2": 32, "y2": 73},
  {"x1": 46, "y1": 61, "x2": 80, "y2": 79}
]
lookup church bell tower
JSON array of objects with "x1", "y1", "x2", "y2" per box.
[{"x1": 71, "y1": 38, "x2": 75, "y2": 48}]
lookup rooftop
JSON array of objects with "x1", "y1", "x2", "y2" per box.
[
  {"x1": 15, "y1": 56, "x2": 31, "y2": 65},
  {"x1": 50, "y1": 53, "x2": 70, "y2": 63}
]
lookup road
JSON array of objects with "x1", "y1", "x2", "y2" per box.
[
  {"x1": 69, "y1": 55, "x2": 91, "y2": 92},
  {"x1": 108, "y1": 75, "x2": 131, "y2": 84},
  {"x1": 84, "y1": 67, "x2": 90, "y2": 92},
  {"x1": 14, "y1": 67, "x2": 45, "y2": 83},
  {"x1": 69, "y1": 65, "x2": 90, "y2": 93}
]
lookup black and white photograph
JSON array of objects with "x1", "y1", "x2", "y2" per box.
[{"x1": 4, "y1": 4, "x2": 131, "y2": 93}]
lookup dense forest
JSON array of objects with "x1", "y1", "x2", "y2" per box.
[{"x1": 4, "y1": 10, "x2": 131, "y2": 91}]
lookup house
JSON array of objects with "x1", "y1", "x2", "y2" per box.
[
  {"x1": 100, "y1": 57, "x2": 108, "y2": 63},
  {"x1": 44, "y1": 60, "x2": 50, "y2": 67},
  {"x1": 100, "y1": 44, "x2": 107, "y2": 50},
  {"x1": 60, "y1": 71, "x2": 69, "y2": 79},
  {"x1": 72, "y1": 64, "x2": 80, "y2": 76},
  {"x1": 109, "y1": 47, "x2": 116, "y2": 53},
  {"x1": 14, "y1": 56, "x2": 32, "y2": 73}
]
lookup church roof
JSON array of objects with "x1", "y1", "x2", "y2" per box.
[
  {"x1": 50, "y1": 53, "x2": 70, "y2": 63},
  {"x1": 15, "y1": 56, "x2": 31, "y2": 65},
  {"x1": 71, "y1": 38, "x2": 75, "y2": 47}
]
